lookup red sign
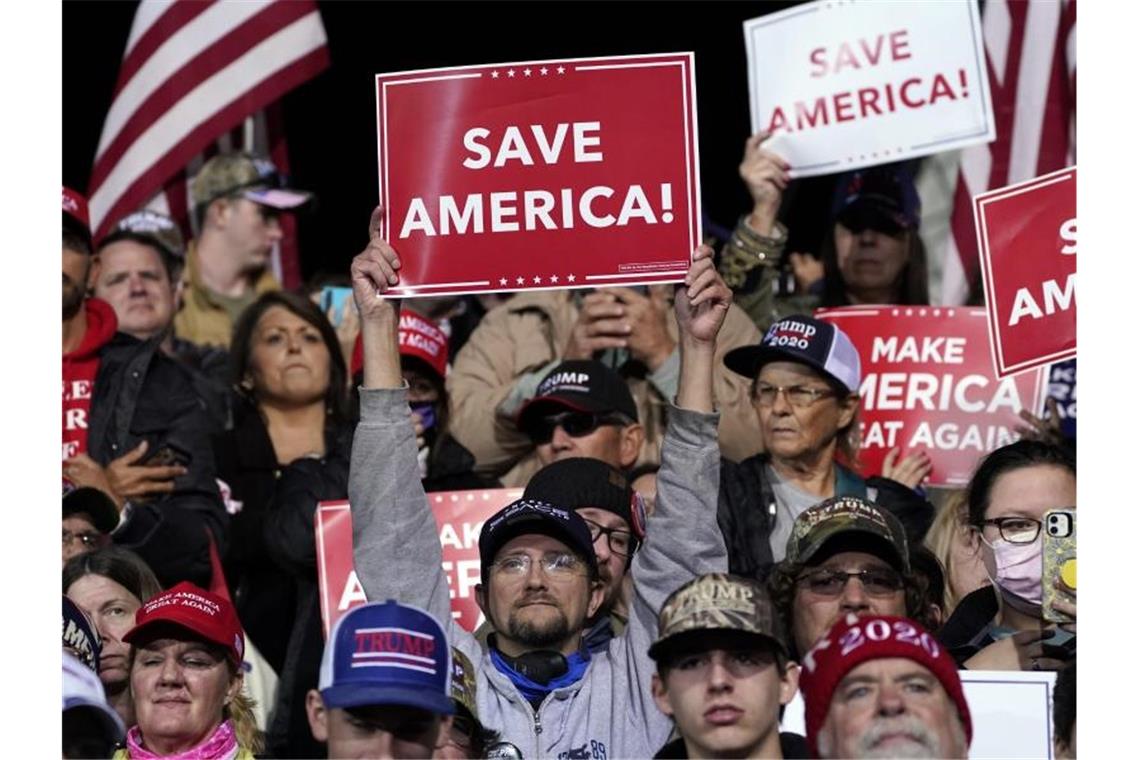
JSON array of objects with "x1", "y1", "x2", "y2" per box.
[
  {"x1": 315, "y1": 489, "x2": 522, "y2": 637},
  {"x1": 375, "y1": 54, "x2": 700, "y2": 297},
  {"x1": 974, "y1": 166, "x2": 1077, "y2": 377},
  {"x1": 817, "y1": 306, "x2": 1047, "y2": 486}
]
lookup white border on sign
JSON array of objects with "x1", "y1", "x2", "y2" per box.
[
  {"x1": 974, "y1": 166, "x2": 1077, "y2": 378},
  {"x1": 373, "y1": 52, "x2": 701, "y2": 294},
  {"x1": 742, "y1": 0, "x2": 994, "y2": 175},
  {"x1": 316, "y1": 500, "x2": 350, "y2": 637}
]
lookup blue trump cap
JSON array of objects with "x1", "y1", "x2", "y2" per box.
[{"x1": 318, "y1": 600, "x2": 455, "y2": 715}]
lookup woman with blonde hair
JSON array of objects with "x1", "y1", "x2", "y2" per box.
[{"x1": 924, "y1": 490, "x2": 991, "y2": 618}]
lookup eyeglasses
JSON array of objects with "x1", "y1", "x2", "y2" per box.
[
  {"x1": 581, "y1": 517, "x2": 634, "y2": 558},
  {"x1": 796, "y1": 569, "x2": 904, "y2": 597},
  {"x1": 490, "y1": 552, "x2": 588, "y2": 580},
  {"x1": 754, "y1": 384, "x2": 836, "y2": 408},
  {"x1": 62, "y1": 530, "x2": 104, "y2": 549},
  {"x1": 526, "y1": 411, "x2": 627, "y2": 445},
  {"x1": 981, "y1": 517, "x2": 1042, "y2": 545}
]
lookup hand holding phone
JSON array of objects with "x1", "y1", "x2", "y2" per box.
[{"x1": 1041, "y1": 508, "x2": 1076, "y2": 624}]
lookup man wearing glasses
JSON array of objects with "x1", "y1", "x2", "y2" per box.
[
  {"x1": 719, "y1": 315, "x2": 934, "y2": 580},
  {"x1": 178, "y1": 152, "x2": 313, "y2": 348},
  {"x1": 765, "y1": 496, "x2": 935, "y2": 661},
  {"x1": 521, "y1": 457, "x2": 647, "y2": 651},
  {"x1": 348, "y1": 224, "x2": 733, "y2": 758}
]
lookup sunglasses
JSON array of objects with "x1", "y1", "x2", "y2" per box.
[{"x1": 525, "y1": 410, "x2": 627, "y2": 445}]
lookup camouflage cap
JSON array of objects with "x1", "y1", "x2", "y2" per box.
[
  {"x1": 785, "y1": 496, "x2": 910, "y2": 572},
  {"x1": 449, "y1": 647, "x2": 479, "y2": 721},
  {"x1": 648, "y1": 573, "x2": 786, "y2": 661},
  {"x1": 190, "y1": 152, "x2": 312, "y2": 211}
]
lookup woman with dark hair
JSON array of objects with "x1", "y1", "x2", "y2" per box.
[
  {"x1": 718, "y1": 132, "x2": 929, "y2": 332},
  {"x1": 215, "y1": 289, "x2": 351, "y2": 757},
  {"x1": 938, "y1": 439, "x2": 1077, "y2": 669},
  {"x1": 64, "y1": 546, "x2": 164, "y2": 729}
]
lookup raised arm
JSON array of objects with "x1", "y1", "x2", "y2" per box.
[{"x1": 347, "y1": 208, "x2": 455, "y2": 625}]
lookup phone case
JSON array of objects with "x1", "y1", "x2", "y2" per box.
[{"x1": 1041, "y1": 508, "x2": 1076, "y2": 624}]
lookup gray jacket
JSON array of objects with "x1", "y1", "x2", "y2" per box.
[{"x1": 349, "y1": 388, "x2": 727, "y2": 759}]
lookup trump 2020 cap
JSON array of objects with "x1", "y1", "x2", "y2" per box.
[
  {"x1": 724, "y1": 315, "x2": 860, "y2": 393},
  {"x1": 318, "y1": 600, "x2": 454, "y2": 715}
]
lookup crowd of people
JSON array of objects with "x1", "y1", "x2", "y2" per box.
[{"x1": 62, "y1": 134, "x2": 1076, "y2": 759}]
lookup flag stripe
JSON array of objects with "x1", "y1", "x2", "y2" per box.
[
  {"x1": 1008, "y1": 1, "x2": 1059, "y2": 182},
  {"x1": 91, "y1": 44, "x2": 329, "y2": 238},
  {"x1": 116, "y1": 0, "x2": 216, "y2": 97},
  {"x1": 124, "y1": 0, "x2": 183, "y2": 57},
  {"x1": 92, "y1": 1, "x2": 311, "y2": 186}
]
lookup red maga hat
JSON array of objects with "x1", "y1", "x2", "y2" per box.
[{"x1": 123, "y1": 582, "x2": 243, "y2": 665}]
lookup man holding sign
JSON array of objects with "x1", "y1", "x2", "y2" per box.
[{"x1": 348, "y1": 207, "x2": 731, "y2": 758}]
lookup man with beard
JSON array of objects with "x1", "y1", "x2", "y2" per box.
[
  {"x1": 800, "y1": 613, "x2": 972, "y2": 759},
  {"x1": 62, "y1": 187, "x2": 226, "y2": 588},
  {"x1": 347, "y1": 207, "x2": 731, "y2": 758}
]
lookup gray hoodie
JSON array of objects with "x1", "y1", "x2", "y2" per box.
[{"x1": 349, "y1": 388, "x2": 727, "y2": 759}]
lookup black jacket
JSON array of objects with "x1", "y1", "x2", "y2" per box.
[
  {"x1": 214, "y1": 399, "x2": 352, "y2": 759},
  {"x1": 88, "y1": 332, "x2": 227, "y2": 588},
  {"x1": 718, "y1": 454, "x2": 935, "y2": 580}
]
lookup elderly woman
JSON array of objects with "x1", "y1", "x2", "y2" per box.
[
  {"x1": 113, "y1": 582, "x2": 260, "y2": 758},
  {"x1": 939, "y1": 439, "x2": 1077, "y2": 670},
  {"x1": 216, "y1": 290, "x2": 352, "y2": 758},
  {"x1": 65, "y1": 546, "x2": 164, "y2": 728},
  {"x1": 718, "y1": 132, "x2": 929, "y2": 332},
  {"x1": 717, "y1": 314, "x2": 934, "y2": 580}
]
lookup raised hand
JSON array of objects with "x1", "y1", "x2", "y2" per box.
[
  {"x1": 881, "y1": 447, "x2": 932, "y2": 489},
  {"x1": 350, "y1": 206, "x2": 402, "y2": 323},
  {"x1": 739, "y1": 131, "x2": 790, "y2": 235},
  {"x1": 674, "y1": 245, "x2": 732, "y2": 346}
]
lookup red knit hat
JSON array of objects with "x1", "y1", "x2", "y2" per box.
[
  {"x1": 350, "y1": 309, "x2": 449, "y2": 380},
  {"x1": 123, "y1": 582, "x2": 244, "y2": 666},
  {"x1": 798, "y1": 614, "x2": 972, "y2": 757}
]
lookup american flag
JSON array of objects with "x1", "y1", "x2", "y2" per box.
[
  {"x1": 86, "y1": 0, "x2": 330, "y2": 289},
  {"x1": 941, "y1": 0, "x2": 1076, "y2": 305}
]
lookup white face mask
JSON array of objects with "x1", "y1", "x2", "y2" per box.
[{"x1": 980, "y1": 534, "x2": 1043, "y2": 613}]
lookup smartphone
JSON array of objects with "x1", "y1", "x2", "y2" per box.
[
  {"x1": 320, "y1": 286, "x2": 355, "y2": 327},
  {"x1": 143, "y1": 443, "x2": 192, "y2": 468},
  {"x1": 1041, "y1": 508, "x2": 1076, "y2": 624}
]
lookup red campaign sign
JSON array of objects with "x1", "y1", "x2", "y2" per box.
[
  {"x1": 974, "y1": 167, "x2": 1077, "y2": 378},
  {"x1": 315, "y1": 489, "x2": 522, "y2": 637},
  {"x1": 817, "y1": 306, "x2": 1047, "y2": 487},
  {"x1": 375, "y1": 54, "x2": 700, "y2": 297}
]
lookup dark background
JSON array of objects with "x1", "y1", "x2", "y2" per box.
[{"x1": 63, "y1": 0, "x2": 839, "y2": 283}]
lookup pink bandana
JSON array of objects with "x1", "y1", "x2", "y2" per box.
[{"x1": 125, "y1": 719, "x2": 239, "y2": 760}]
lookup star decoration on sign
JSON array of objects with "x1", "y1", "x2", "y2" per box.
[
  {"x1": 567, "y1": 274, "x2": 577, "y2": 283},
  {"x1": 557, "y1": 66, "x2": 566, "y2": 74},
  {"x1": 532, "y1": 275, "x2": 542, "y2": 284},
  {"x1": 523, "y1": 68, "x2": 532, "y2": 77},
  {"x1": 490, "y1": 70, "x2": 499, "y2": 79},
  {"x1": 550, "y1": 275, "x2": 559, "y2": 283},
  {"x1": 507, "y1": 69, "x2": 516, "y2": 78},
  {"x1": 540, "y1": 67, "x2": 549, "y2": 75},
  {"x1": 499, "y1": 277, "x2": 508, "y2": 286},
  {"x1": 516, "y1": 276, "x2": 525, "y2": 286}
]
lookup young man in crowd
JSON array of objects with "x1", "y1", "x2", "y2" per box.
[
  {"x1": 92, "y1": 210, "x2": 231, "y2": 430},
  {"x1": 306, "y1": 601, "x2": 455, "y2": 759},
  {"x1": 62, "y1": 187, "x2": 226, "y2": 588},
  {"x1": 178, "y1": 151, "x2": 312, "y2": 348},
  {"x1": 800, "y1": 613, "x2": 972, "y2": 759},
  {"x1": 765, "y1": 496, "x2": 935, "y2": 660},
  {"x1": 648, "y1": 573, "x2": 802, "y2": 759},
  {"x1": 347, "y1": 206, "x2": 731, "y2": 758}
]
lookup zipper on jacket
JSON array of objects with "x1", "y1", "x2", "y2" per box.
[{"x1": 533, "y1": 709, "x2": 543, "y2": 736}]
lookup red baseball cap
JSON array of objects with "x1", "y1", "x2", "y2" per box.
[
  {"x1": 349, "y1": 309, "x2": 449, "y2": 380},
  {"x1": 123, "y1": 582, "x2": 244, "y2": 665},
  {"x1": 63, "y1": 186, "x2": 93, "y2": 248}
]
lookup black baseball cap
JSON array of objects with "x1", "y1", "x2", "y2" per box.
[
  {"x1": 63, "y1": 486, "x2": 119, "y2": 534},
  {"x1": 523, "y1": 458, "x2": 646, "y2": 543},
  {"x1": 517, "y1": 360, "x2": 638, "y2": 433},
  {"x1": 832, "y1": 164, "x2": 921, "y2": 234},
  {"x1": 478, "y1": 499, "x2": 598, "y2": 580}
]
